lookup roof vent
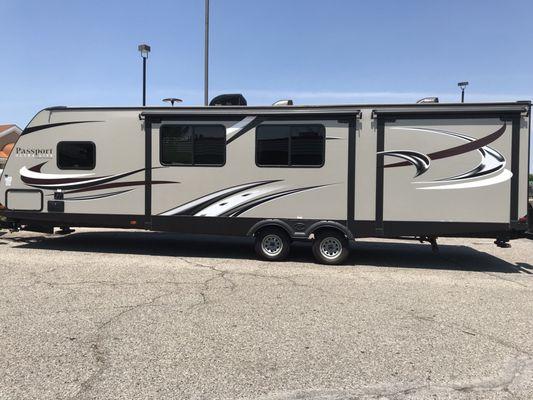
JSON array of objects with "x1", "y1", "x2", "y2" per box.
[
  {"x1": 272, "y1": 99, "x2": 294, "y2": 106},
  {"x1": 209, "y1": 94, "x2": 247, "y2": 106},
  {"x1": 416, "y1": 97, "x2": 439, "y2": 104}
]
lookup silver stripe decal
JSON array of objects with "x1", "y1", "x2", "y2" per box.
[
  {"x1": 20, "y1": 167, "x2": 95, "y2": 180},
  {"x1": 226, "y1": 116, "x2": 257, "y2": 142},
  {"x1": 194, "y1": 183, "x2": 285, "y2": 216},
  {"x1": 379, "y1": 150, "x2": 430, "y2": 177},
  {"x1": 390, "y1": 126, "x2": 507, "y2": 182},
  {"x1": 417, "y1": 169, "x2": 513, "y2": 190},
  {"x1": 223, "y1": 185, "x2": 329, "y2": 217},
  {"x1": 159, "y1": 180, "x2": 278, "y2": 216},
  {"x1": 387, "y1": 126, "x2": 511, "y2": 189}
]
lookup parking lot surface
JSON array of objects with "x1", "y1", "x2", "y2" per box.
[{"x1": 0, "y1": 229, "x2": 532, "y2": 400}]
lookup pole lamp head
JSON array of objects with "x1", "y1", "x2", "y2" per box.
[
  {"x1": 138, "y1": 44, "x2": 151, "y2": 59},
  {"x1": 162, "y1": 98, "x2": 183, "y2": 107},
  {"x1": 458, "y1": 81, "x2": 469, "y2": 90}
]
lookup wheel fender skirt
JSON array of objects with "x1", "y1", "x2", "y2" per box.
[
  {"x1": 247, "y1": 219, "x2": 294, "y2": 238},
  {"x1": 305, "y1": 221, "x2": 354, "y2": 240}
]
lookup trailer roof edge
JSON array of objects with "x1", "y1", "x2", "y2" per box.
[
  {"x1": 371, "y1": 104, "x2": 529, "y2": 118},
  {"x1": 43, "y1": 101, "x2": 529, "y2": 113}
]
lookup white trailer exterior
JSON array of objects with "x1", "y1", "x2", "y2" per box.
[{"x1": 0, "y1": 102, "x2": 530, "y2": 263}]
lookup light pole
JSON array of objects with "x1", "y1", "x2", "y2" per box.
[
  {"x1": 162, "y1": 98, "x2": 183, "y2": 107},
  {"x1": 458, "y1": 81, "x2": 469, "y2": 103},
  {"x1": 138, "y1": 44, "x2": 151, "y2": 106},
  {"x1": 204, "y1": 0, "x2": 209, "y2": 106}
]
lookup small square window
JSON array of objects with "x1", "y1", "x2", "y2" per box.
[
  {"x1": 256, "y1": 124, "x2": 325, "y2": 167},
  {"x1": 160, "y1": 125, "x2": 226, "y2": 166},
  {"x1": 57, "y1": 142, "x2": 96, "y2": 170}
]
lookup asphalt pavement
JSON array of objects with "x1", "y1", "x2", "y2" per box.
[{"x1": 0, "y1": 229, "x2": 532, "y2": 400}]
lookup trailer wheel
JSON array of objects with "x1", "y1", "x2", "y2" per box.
[
  {"x1": 254, "y1": 228, "x2": 291, "y2": 261},
  {"x1": 312, "y1": 230, "x2": 349, "y2": 265}
]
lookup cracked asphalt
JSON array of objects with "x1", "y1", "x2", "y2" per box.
[{"x1": 0, "y1": 229, "x2": 532, "y2": 400}]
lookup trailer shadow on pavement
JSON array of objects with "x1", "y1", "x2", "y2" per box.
[{"x1": 5, "y1": 229, "x2": 531, "y2": 274}]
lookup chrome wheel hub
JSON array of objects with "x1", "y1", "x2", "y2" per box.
[
  {"x1": 261, "y1": 234, "x2": 283, "y2": 256},
  {"x1": 320, "y1": 237, "x2": 342, "y2": 260}
]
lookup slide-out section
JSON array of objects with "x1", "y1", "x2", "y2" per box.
[{"x1": 375, "y1": 112, "x2": 522, "y2": 235}]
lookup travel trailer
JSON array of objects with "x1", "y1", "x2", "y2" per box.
[{"x1": 0, "y1": 98, "x2": 531, "y2": 264}]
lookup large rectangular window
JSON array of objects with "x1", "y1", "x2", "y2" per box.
[
  {"x1": 57, "y1": 141, "x2": 96, "y2": 170},
  {"x1": 160, "y1": 125, "x2": 226, "y2": 166},
  {"x1": 256, "y1": 124, "x2": 325, "y2": 167}
]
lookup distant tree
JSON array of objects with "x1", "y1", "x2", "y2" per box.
[{"x1": 530, "y1": 173, "x2": 533, "y2": 182}]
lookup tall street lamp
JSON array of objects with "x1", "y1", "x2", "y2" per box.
[
  {"x1": 458, "y1": 81, "x2": 469, "y2": 103},
  {"x1": 204, "y1": 0, "x2": 210, "y2": 106},
  {"x1": 138, "y1": 44, "x2": 151, "y2": 106}
]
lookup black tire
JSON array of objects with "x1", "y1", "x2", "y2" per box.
[
  {"x1": 254, "y1": 227, "x2": 291, "y2": 261},
  {"x1": 312, "y1": 230, "x2": 350, "y2": 265}
]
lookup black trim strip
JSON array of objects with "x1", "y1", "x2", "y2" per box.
[
  {"x1": 523, "y1": 102, "x2": 533, "y2": 220},
  {"x1": 22, "y1": 121, "x2": 102, "y2": 135},
  {"x1": 372, "y1": 110, "x2": 525, "y2": 119},
  {"x1": 351, "y1": 220, "x2": 524, "y2": 238},
  {"x1": 145, "y1": 119, "x2": 152, "y2": 227},
  {"x1": 378, "y1": 221, "x2": 517, "y2": 238},
  {"x1": 347, "y1": 118, "x2": 356, "y2": 222},
  {"x1": 510, "y1": 116, "x2": 520, "y2": 221},
  {"x1": 0, "y1": 212, "x2": 525, "y2": 239},
  {"x1": 146, "y1": 113, "x2": 363, "y2": 122},
  {"x1": 375, "y1": 119, "x2": 386, "y2": 234}
]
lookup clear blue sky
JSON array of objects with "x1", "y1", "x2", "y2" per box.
[{"x1": 1, "y1": 0, "x2": 532, "y2": 170}]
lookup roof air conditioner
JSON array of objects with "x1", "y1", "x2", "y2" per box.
[{"x1": 209, "y1": 94, "x2": 247, "y2": 106}]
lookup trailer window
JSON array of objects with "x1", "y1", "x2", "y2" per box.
[
  {"x1": 256, "y1": 125, "x2": 290, "y2": 166},
  {"x1": 160, "y1": 125, "x2": 225, "y2": 166},
  {"x1": 256, "y1": 125, "x2": 325, "y2": 167},
  {"x1": 161, "y1": 126, "x2": 193, "y2": 165},
  {"x1": 57, "y1": 141, "x2": 96, "y2": 170}
]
